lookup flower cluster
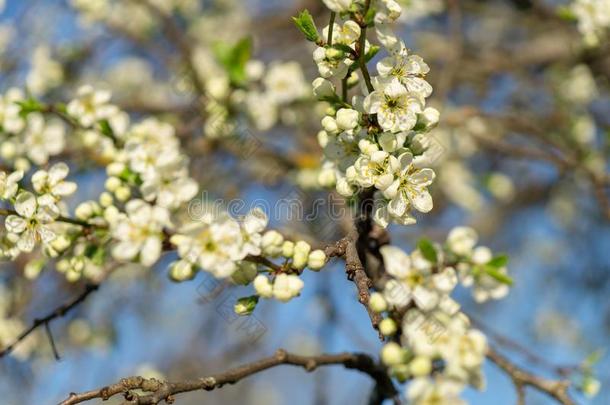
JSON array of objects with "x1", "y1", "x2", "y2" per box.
[
  {"x1": 170, "y1": 208, "x2": 326, "y2": 297},
  {"x1": 197, "y1": 50, "x2": 310, "y2": 138},
  {"x1": 371, "y1": 227, "x2": 511, "y2": 403},
  {"x1": 570, "y1": 0, "x2": 610, "y2": 46},
  {"x1": 0, "y1": 88, "x2": 66, "y2": 169},
  {"x1": 307, "y1": 1, "x2": 440, "y2": 227},
  {"x1": 1, "y1": 163, "x2": 77, "y2": 256}
]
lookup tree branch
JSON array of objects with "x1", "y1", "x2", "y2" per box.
[
  {"x1": 0, "y1": 283, "x2": 99, "y2": 358},
  {"x1": 487, "y1": 346, "x2": 576, "y2": 405},
  {"x1": 59, "y1": 349, "x2": 397, "y2": 405}
]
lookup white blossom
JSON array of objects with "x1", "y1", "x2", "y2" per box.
[
  {"x1": 111, "y1": 199, "x2": 170, "y2": 266},
  {"x1": 5, "y1": 192, "x2": 59, "y2": 252},
  {"x1": 364, "y1": 78, "x2": 422, "y2": 133}
]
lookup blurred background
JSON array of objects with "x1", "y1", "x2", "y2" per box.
[{"x1": 0, "y1": 0, "x2": 609, "y2": 404}]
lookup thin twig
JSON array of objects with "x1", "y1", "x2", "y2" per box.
[
  {"x1": 487, "y1": 346, "x2": 576, "y2": 405},
  {"x1": 0, "y1": 284, "x2": 99, "y2": 358}
]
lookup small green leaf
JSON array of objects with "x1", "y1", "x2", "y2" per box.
[
  {"x1": 98, "y1": 119, "x2": 115, "y2": 139},
  {"x1": 483, "y1": 265, "x2": 513, "y2": 285},
  {"x1": 292, "y1": 10, "x2": 320, "y2": 43},
  {"x1": 487, "y1": 254, "x2": 509, "y2": 268},
  {"x1": 556, "y1": 6, "x2": 577, "y2": 21},
  {"x1": 417, "y1": 239, "x2": 438, "y2": 263},
  {"x1": 332, "y1": 43, "x2": 354, "y2": 55},
  {"x1": 17, "y1": 98, "x2": 44, "y2": 117},
  {"x1": 364, "y1": 7, "x2": 377, "y2": 26},
  {"x1": 365, "y1": 45, "x2": 380, "y2": 63},
  {"x1": 212, "y1": 37, "x2": 253, "y2": 87},
  {"x1": 582, "y1": 349, "x2": 605, "y2": 369}
]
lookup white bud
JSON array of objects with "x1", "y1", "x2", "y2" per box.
[
  {"x1": 253, "y1": 275, "x2": 273, "y2": 298},
  {"x1": 0, "y1": 141, "x2": 16, "y2": 160},
  {"x1": 472, "y1": 246, "x2": 492, "y2": 265},
  {"x1": 292, "y1": 241, "x2": 311, "y2": 270},
  {"x1": 321, "y1": 116, "x2": 339, "y2": 134},
  {"x1": 335, "y1": 108, "x2": 359, "y2": 131},
  {"x1": 99, "y1": 191, "x2": 114, "y2": 207},
  {"x1": 103, "y1": 206, "x2": 120, "y2": 224},
  {"x1": 336, "y1": 177, "x2": 355, "y2": 197},
  {"x1": 369, "y1": 292, "x2": 388, "y2": 313},
  {"x1": 379, "y1": 318, "x2": 397, "y2": 336},
  {"x1": 169, "y1": 261, "x2": 195, "y2": 282},
  {"x1": 75, "y1": 202, "x2": 93, "y2": 220},
  {"x1": 272, "y1": 274, "x2": 304, "y2": 302},
  {"x1": 307, "y1": 249, "x2": 327, "y2": 271},
  {"x1": 358, "y1": 138, "x2": 379, "y2": 155},
  {"x1": 447, "y1": 226, "x2": 478, "y2": 256},
  {"x1": 582, "y1": 377, "x2": 601, "y2": 398},
  {"x1": 105, "y1": 176, "x2": 121, "y2": 192},
  {"x1": 318, "y1": 168, "x2": 336, "y2": 187},
  {"x1": 262, "y1": 230, "x2": 284, "y2": 256},
  {"x1": 420, "y1": 107, "x2": 440, "y2": 129},
  {"x1": 106, "y1": 162, "x2": 125, "y2": 176},
  {"x1": 50, "y1": 235, "x2": 71, "y2": 252},
  {"x1": 282, "y1": 241, "x2": 295, "y2": 258},
  {"x1": 114, "y1": 186, "x2": 131, "y2": 202},
  {"x1": 409, "y1": 356, "x2": 432, "y2": 377},
  {"x1": 380, "y1": 342, "x2": 404, "y2": 367},
  {"x1": 317, "y1": 130, "x2": 329, "y2": 148},
  {"x1": 312, "y1": 77, "x2": 336, "y2": 99}
]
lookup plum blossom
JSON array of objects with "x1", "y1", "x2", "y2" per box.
[{"x1": 5, "y1": 192, "x2": 59, "y2": 252}]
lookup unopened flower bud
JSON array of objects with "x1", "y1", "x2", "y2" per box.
[
  {"x1": 379, "y1": 318, "x2": 397, "y2": 336},
  {"x1": 409, "y1": 356, "x2": 432, "y2": 377},
  {"x1": 234, "y1": 296, "x2": 259, "y2": 316},
  {"x1": 253, "y1": 275, "x2": 273, "y2": 298},
  {"x1": 312, "y1": 77, "x2": 336, "y2": 99},
  {"x1": 321, "y1": 116, "x2": 339, "y2": 134},
  {"x1": 292, "y1": 241, "x2": 311, "y2": 270},
  {"x1": 335, "y1": 108, "x2": 359, "y2": 131},
  {"x1": 282, "y1": 241, "x2": 295, "y2": 258},
  {"x1": 114, "y1": 185, "x2": 131, "y2": 202},
  {"x1": 307, "y1": 249, "x2": 327, "y2": 271},
  {"x1": 169, "y1": 261, "x2": 195, "y2": 282},
  {"x1": 381, "y1": 342, "x2": 404, "y2": 367},
  {"x1": 105, "y1": 176, "x2": 121, "y2": 192},
  {"x1": 369, "y1": 292, "x2": 388, "y2": 313}
]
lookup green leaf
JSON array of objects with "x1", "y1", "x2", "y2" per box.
[
  {"x1": 364, "y1": 7, "x2": 377, "y2": 27},
  {"x1": 483, "y1": 265, "x2": 513, "y2": 285},
  {"x1": 332, "y1": 43, "x2": 354, "y2": 55},
  {"x1": 292, "y1": 9, "x2": 320, "y2": 43},
  {"x1": 487, "y1": 254, "x2": 509, "y2": 268},
  {"x1": 212, "y1": 37, "x2": 253, "y2": 87},
  {"x1": 417, "y1": 238, "x2": 438, "y2": 263},
  {"x1": 556, "y1": 6, "x2": 577, "y2": 21},
  {"x1": 582, "y1": 349, "x2": 605, "y2": 369},
  {"x1": 16, "y1": 98, "x2": 44, "y2": 117},
  {"x1": 98, "y1": 119, "x2": 115, "y2": 139},
  {"x1": 365, "y1": 45, "x2": 380, "y2": 63}
]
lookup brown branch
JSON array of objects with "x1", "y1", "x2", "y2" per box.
[
  {"x1": 345, "y1": 229, "x2": 383, "y2": 336},
  {"x1": 59, "y1": 349, "x2": 397, "y2": 405},
  {"x1": 0, "y1": 283, "x2": 99, "y2": 358},
  {"x1": 487, "y1": 346, "x2": 576, "y2": 405}
]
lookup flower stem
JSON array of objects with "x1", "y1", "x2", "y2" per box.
[{"x1": 327, "y1": 12, "x2": 336, "y2": 46}]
